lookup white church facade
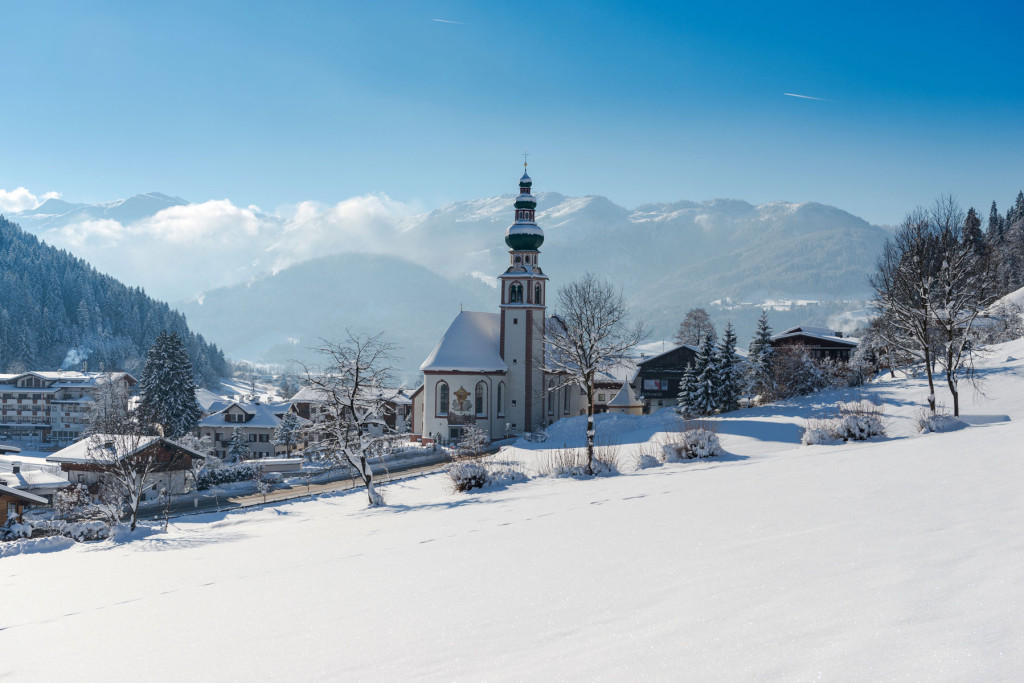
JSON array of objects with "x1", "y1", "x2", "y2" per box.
[{"x1": 410, "y1": 167, "x2": 596, "y2": 444}]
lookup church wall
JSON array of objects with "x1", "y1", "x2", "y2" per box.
[{"x1": 420, "y1": 371, "x2": 509, "y2": 444}]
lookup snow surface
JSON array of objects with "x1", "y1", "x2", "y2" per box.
[{"x1": 5, "y1": 341, "x2": 1024, "y2": 680}]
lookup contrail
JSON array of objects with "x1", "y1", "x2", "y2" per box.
[
  {"x1": 433, "y1": 18, "x2": 466, "y2": 24},
  {"x1": 784, "y1": 92, "x2": 829, "y2": 101}
]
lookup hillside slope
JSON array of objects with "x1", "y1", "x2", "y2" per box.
[
  {"x1": 0, "y1": 215, "x2": 227, "y2": 384},
  {"x1": 4, "y1": 340, "x2": 1023, "y2": 679}
]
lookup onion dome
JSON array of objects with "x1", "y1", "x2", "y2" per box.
[{"x1": 505, "y1": 165, "x2": 544, "y2": 250}]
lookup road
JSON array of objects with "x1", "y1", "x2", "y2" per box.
[{"x1": 139, "y1": 452, "x2": 453, "y2": 521}]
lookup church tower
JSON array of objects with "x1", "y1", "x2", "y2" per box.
[{"x1": 499, "y1": 164, "x2": 548, "y2": 433}]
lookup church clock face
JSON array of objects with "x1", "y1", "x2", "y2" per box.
[{"x1": 513, "y1": 254, "x2": 522, "y2": 264}]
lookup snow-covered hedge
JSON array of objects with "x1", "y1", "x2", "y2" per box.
[{"x1": 197, "y1": 463, "x2": 261, "y2": 490}]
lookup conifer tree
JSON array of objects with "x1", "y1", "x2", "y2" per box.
[
  {"x1": 987, "y1": 201, "x2": 1003, "y2": 241},
  {"x1": 677, "y1": 363, "x2": 696, "y2": 416},
  {"x1": 273, "y1": 411, "x2": 302, "y2": 456},
  {"x1": 689, "y1": 334, "x2": 719, "y2": 416},
  {"x1": 963, "y1": 206, "x2": 985, "y2": 256},
  {"x1": 138, "y1": 331, "x2": 202, "y2": 439},
  {"x1": 747, "y1": 310, "x2": 776, "y2": 399},
  {"x1": 227, "y1": 426, "x2": 250, "y2": 462},
  {"x1": 715, "y1": 322, "x2": 741, "y2": 413}
]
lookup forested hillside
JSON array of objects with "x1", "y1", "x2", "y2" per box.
[{"x1": 0, "y1": 215, "x2": 228, "y2": 385}]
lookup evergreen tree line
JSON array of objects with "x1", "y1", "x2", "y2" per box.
[
  {"x1": 0, "y1": 215, "x2": 228, "y2": 385},
  {"x1": 983, "y1": 189, "x2": 1024, "y2": 297}
]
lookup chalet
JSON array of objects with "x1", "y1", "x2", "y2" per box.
[
  {"x1": 46, "y1": 435, "x2": 205, "y2": 500},
  {"x1": 0, "y1": 371, "x2": 137, "y2": 446},
  {"x1": 197, "y1": 401, "x2": 304, "y2": 459},
  {"x1": 0, "y1": 484, "x2": 47, "y2": 526},
  {"x1": 770, "y1": 326, "x2": 858, "y2": 361},
  {"x1": 633, "y1": 344, "x2": 699, "y2": 413},
  {"x1": 291, "y1": 386, "x2": 414, "y2": 433}
]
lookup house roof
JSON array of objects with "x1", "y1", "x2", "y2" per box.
[
  {"x1": 0, "y1": 484, "x2": 48, "y2": 505},
  {"x1": 47, "y1": 435, "x2": 207, "y2": 465},
  {"x1": 197, "y1": 402, "x2": 295, "y2": 430},
  {"x1": 772, "y1": 326, "x2": 858, "y2": 347},
  {"x1": 0, "y1": 444, "x2": 21, "y2": 455},
  {"x1": 0, "y1": 465, "x2": 71, "y2": 492},
  {"x1": 197, "y1": 388, "x2": 230, "y2": 412},
  {"x1": 420, "y1": 311, "x2": 508, "y2": 373},
  {"x1": 607, "y1": 379, "x2": 643, "y2": 408}
]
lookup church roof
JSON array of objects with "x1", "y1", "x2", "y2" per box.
[
  {"x1": 420, "y1": 311, "x2": 508, "y2": 373},
  {"x1": 607, "y1": 378, "x2": 643, "y2": 408}
]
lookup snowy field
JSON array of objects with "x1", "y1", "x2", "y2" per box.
[{"x1": 4, "y1": 342, "x2": 1024, "y2": 680}]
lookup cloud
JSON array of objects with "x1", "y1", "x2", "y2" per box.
[
  {"x1": 138, "y1": 199, "x2": 264, "y2": 245},
  {"x1": 784, "y1": 92, "x2": 830, "y2": 101},
  {"x1": 0, "y1": 187, "x2": 60, "y2": 213}
]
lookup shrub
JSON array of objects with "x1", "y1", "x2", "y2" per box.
[
  {"x1": 539, "y1": 444, "x2": 620, "y2": 477},
  {"x1": 447, "y1": 458, "x2": 527, "y2": 492},
  {"x1": 802, "y1": 401, "x2": 885, "y2": 444},
  {"x1": 916, "y1": 408, "x2": 966, "y2": 433},
  {"x1": 662, "y1": 418, "x2": 724, "y2": 460},
  {"x1": 634, "y1": 453, "x2": 662, "y2": 470},
  {"x1": 54, "y1": 483, "x2": 92, "y2": 520}
]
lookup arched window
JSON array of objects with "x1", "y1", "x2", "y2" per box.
[
  {"x1": 535, "y1": 283, "x2": 542, "y2": 305},
  {"x1": 509, "y1": 283, "x2": 523, "y2": 304},
  {"x1": 475, "y1": 382, "x2": 486, "y2": 417},
  {"x1": 437, "y1": 381, "x2": 449, "y2": 416},
  {"x1": 547, "y1": 380, "x2": 555, "y2": 415},
  {"x1": 497, "y1": 382, "x2": 505, "y2": 417}
]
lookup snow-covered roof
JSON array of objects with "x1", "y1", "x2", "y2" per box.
[
  {"x1": 636, "y1": 343, "x2": 699, "y2": 367},
  {"x1": 607, "y1": 379, "x2": 643, "y2": 408},
  {"x1": 0, "y1": 444, "x2": 21, "y2": 455},
  {"x1": 47, "y1": 435, "x2": 207, "y2": 465},
  {"x1": 197, "y1": 388, "x2": 229, "y2": 411},
  {"x1": 420, "y1": 311, "x2": 508, "y2": 373},
  {"x1": 0, "y1": 465, "x2": 70, "y2": 492},
  {"x1": 197, "y1": 402, "x2": 295, "y2": 429},
  {"x1": 291, "y1": 386, "x2": 331, "y2": 403},
  {"x1": 0, "y1": 483, "x2": 47, "y2": 506},
  {"x1": 772, "y1": 327, "x2": 858, "y2": 347}
]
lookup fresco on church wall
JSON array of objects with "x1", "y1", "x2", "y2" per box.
[{"x1": 447, "y1": 386, "x2": 476, "y2": 426}]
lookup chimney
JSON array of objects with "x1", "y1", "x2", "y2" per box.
[{"x1": 12, "y1": 462, "x2": 21, "y2": 474}]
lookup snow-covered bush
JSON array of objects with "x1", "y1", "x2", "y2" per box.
[
  {"x1": 661, "y1": 419, "x2": 724, "y2": 460},
  {"x1": 916, "y1": 409, "x2": 966, "y2": 433},
  {"x1": 802, "y1": 401, "x2": 886, "y2": 444},
  {"x1": 523, "y1": 428, "x2": 549, "y2": 443},
  {"x1": 54, "y1": 483, "x2": 92, "y2": 520},
  {"x1": 1, "y1": 521, "x2": 32, "y2": 541},
  {"x1": 447, "y1": 459, "x2": 527, "y2": 492},
  {"x1": 447, "y1": 461, "x2": 489, "y2": 492},
  {"x1": 634, "y1": 453, "x2": 662, "y2": 470}
]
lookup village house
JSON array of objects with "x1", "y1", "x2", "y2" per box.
[
  {"x1": 770, "y1": 326, "x2": 859, "y2": 361},
  {"x1": 0, "y1": 459, "x2": 71, "y2": 503},
  {"x1": 633, "y1": 344, "x2": 699, "y2": 413},
  {"x1": 0, "y1": 483, "x2": 47, "y2": 526},
  {"x1": 46, "y1": 435, "x2": 204, "y2": 501},
  {"x1": 197, "y1": 400, "x2": 302, "y2": 459},
  {"x1": 0, "y1": 371, "x2": 137, "y2": 446},
  {"x1": 291, "y1": 385, "x2": 414, "y2": 434}
]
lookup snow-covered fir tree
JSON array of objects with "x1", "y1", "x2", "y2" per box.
[
  {"x1": 137, "y1": 331, "x2": 202, "y2": 439},
  {"x1": 273, "y1": 411, "x2": 302, "y2": 456},
  {"x1": 715, "y1": 322, "x2": 741, "y2": 413},
  {"x1": 746, "y1": 310, "x2": 775, "y2": 400},
  {"x1": 227, "y1": 426, "x2": 250, "y2": 462},
  {"x1": 689, "y1": 334, "x2": 720, "y2": 416},
  {"x1": 677, "y1": 363, "x2": 696, "y2": 417}
]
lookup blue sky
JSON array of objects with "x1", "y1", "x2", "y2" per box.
[{"x1": 1, "y1": 0, "x2": 1022, "y2": 225}]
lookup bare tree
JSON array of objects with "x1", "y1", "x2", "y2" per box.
[
  {"x1": 300, "y1": 331, "x2": 403, "y2": 506},
  {"x1": 675, "y1": 307, "x2": 717, "y2": 346},
  {"x1": 869, "y1": 208, "x2": 941, "y2": 412},
  {"x1": 546, "y1": 274, "x2": 646, "y2": 474},
  {"x1": 930, "y1": 195, "x2": 995, "y2": 416},
  {"x1": 86, "y1": 432, "x2": 164, "y2": 532}
]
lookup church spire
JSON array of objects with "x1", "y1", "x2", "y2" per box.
[{"x1": 505, "y1": 163, "x2": 543, "y2": 251}]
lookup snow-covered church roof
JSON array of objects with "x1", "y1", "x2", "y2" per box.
[{"x1": 420, "y1": 311, "x2": 508, "y2": 373}]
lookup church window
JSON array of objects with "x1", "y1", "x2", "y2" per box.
[
  {"x1": 510, "y1": 283, "x2": 523, "y2": 304},
  {"x1": 475, "y1": 382, "x2": 487, "y2": 417},
  {"x1": 535, "y1": 283, "x2": 542, "y2": 305},
  {"x1": 547, "y1": 381, "x2": 554, "y2": 415},
  {"x1": 497, "y1": 382, "x2": 505, "y2": 417},
  {"x1": 436, "y1": 382, "x2": 449, "y2": 416},
  {"x1": 564, "y1": 386, "x2": 570, "y2": 414},
  {"x1": 513, "y1": 317, "x2": 518, "y2": 325}
]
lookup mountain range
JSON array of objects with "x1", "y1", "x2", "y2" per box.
[{"x1": 8, "y1": 190, "x2": 889, "y2": 376}]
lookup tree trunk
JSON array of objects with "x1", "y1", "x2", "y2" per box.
[
  {"x1": 585, "y1": 375, "x2": 595, "y2": 476},
  {"x1": 922, "y1": 343, "x2": 937, "y2": 413}
]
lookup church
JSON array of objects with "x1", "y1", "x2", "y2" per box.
[{"x1": 409, "y1": 166, "x2": 592, "y2": 444}]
